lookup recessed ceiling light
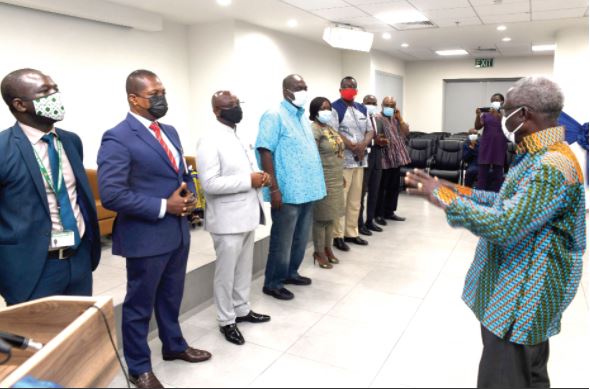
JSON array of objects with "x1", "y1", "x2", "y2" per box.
[
  {"x1": 376, "y1": 10, "x2": 429, "y2": 25},
  {"x1": 401, "y1": 43, "x2": 410, "y2": 48},
  {"x1": 217, "y1": 0, "x2": 231, "y2": 6},
  {"x1": 532, "y1": 44, "x2": 556, "y2": 52},
  {"x1": 497, "y1": 25, "x2": 507, "y2": 31},
  {"x1": 502, "y1": 37, "x2": 512, "y2": 42},
  {"x1": 382, "y1": 32, "x2": 392, "y2": 40},
  {"x1": 287, "y1": 19, "x2": 298, "y2": 28},
  {"x1": 436, "y1": 49, "x2": 469, "y2": 56}
]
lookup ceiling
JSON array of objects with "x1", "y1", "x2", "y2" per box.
[{"x1": 105, "y1": 0, "x2": 589, "y2": 60}]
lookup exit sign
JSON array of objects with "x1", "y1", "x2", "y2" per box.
[{"x1": 475, "y1": 58, "x2": 494, "y2": 68}]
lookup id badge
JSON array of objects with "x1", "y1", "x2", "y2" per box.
[{"x1": 50, "y1": 230, "x2": 75, "y2": 249}]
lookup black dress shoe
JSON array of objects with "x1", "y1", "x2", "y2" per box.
[
  {"x1": 236, "y1": 311, "x2": 271, "y2": 324},
  {"x1": 220, "y1": 324, "x2": 245, "y2": 346},
  {"x1": 285, "y1": 275, "x2": 312, "y2": 286},
  {"x1": 359, "y1": 225, "x2": 373, "y2": 236},
  {"x1": 344, "y1": 236, "x2": 369, "y2": 246},
  {"x1": 385, "y1": 213, "x2": 406, "y2": 222},
  {"x1": 333, "y1": 238, "x2": 350, "y2": 252},
  {"x1": 366, "y1": 222, "x2": 383, "y2": 232},
  {"x1": 263, "y1": 287, "x2": 294, "y2": 300},
  {"x1": 129, "y1": 372, "x2": 164, "y2": 389},
  {"x1": 375, "y1": 217, "x2": 388, "y2": 226}
]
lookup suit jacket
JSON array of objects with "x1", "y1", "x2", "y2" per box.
[
  {"x1": 196, "y1": 122, "x2": 265, "y2": 235},
  {"x1": 0, "y1": 123, "x2": 101, "y2": 304},
  {"x1": 97, "y1": 113, "x2": 195, "y2": 258}
]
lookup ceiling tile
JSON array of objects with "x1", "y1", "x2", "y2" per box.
[
  {"x1": 312, "y1": 6, "x2": 368, "y2": 21},
  {"x1": 281, "y1": 0, "x2": 350, "y2": 11},
  {"x1": 356, "y1": 1, "x2": 419, "y2": 15},
  {"x1": 434, "y1": 17, "x2": 482, "y2": 27},
  {"x1": 474, "y1": 1, "x2": 530, "y2": 16},
  {"x1": 480, "y1": 13, "x2": 531, "y2": 23},
  {"x1": 344, "y1": 0, "x2": 407, "y2": 5},
  {"x1": 532, "y1": 0, "x2": 589, "y2": 12},
  {"x1": 408, "y1": 0, "x2": 471, "y2": 10},
  {"x1": 337, "y1": 15, "x2": 388, "y2": 27},
  {"x1": 423, "y1": 7, "x2": 477, "y2": 19},
  {"x1": 533, "y1": 8, "x2": 587, "y2": 20},
  {"x1": 469, "y1": 0, "x2": 528, "y2": 4}
]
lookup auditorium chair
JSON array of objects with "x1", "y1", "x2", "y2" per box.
[
  {"x1": 400, "y1": 138, "x2": 435, "y2": 179},
  {"x1": 86, "y1": 169, "x2": 116, "y2": 237},
  {"x1": 428, "y1": 140, "x2": 465, "y2": 184}
]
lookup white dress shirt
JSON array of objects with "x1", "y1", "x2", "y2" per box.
[
  {"x1": 20, "y1": 123, "x2": 86, "y2": 247},
  {"x1": 129, "y1": 112, "x2": 182, "y2": 219}
]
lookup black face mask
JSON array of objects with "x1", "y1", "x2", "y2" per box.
[
  {"x1": 148, "y1": 95, "x2": 169, "y2": 119},
  {"x1": 220, "y1": 106, "x2": 243, "y2": 125}
]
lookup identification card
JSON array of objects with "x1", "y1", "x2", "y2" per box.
[{"x1": 50, "y1": 231, "x2": 75, "y2": 249}]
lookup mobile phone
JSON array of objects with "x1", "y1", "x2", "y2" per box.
[{"x1": 479, "y1": 107, "x2": 491, "y2": 113}]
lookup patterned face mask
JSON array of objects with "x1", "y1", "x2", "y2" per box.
[{"x1": 33, "y1": 92, "x2": 65, "y2": 122}]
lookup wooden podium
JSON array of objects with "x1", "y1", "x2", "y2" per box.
[{"x1": 0, "y1": 296, "x2": 120, "y2": 388}]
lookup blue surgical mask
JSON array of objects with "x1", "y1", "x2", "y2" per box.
[
  {"x1": 383, "y1": 107, "x2": 395, "y2": 117},
  {"x1": 317, "y1": 110, "x2": 333, "y2": 125}
]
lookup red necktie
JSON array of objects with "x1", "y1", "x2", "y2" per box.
[{"x1": 150, "y1": 122, "x2": 179, "y2": 173}]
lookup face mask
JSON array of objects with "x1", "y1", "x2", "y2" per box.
[
  {"x1": 491, "y1": 101, "x2": 502, "y2": 111},
  {"x1": 383, "y1": 107, "x2": 395, "y2": 117},
  {"x1": 220, "y1": 105, "x2": 243, "y2": 125},
  {"x1": 340, "y1": 88, "x2": 358, "y2": 102},
  {"x1": 317, "y1": 110, "x2": 333, "y2": 125},
  {"x1": 32, "y1": 92, "x2": 65, "y2": 122},
  {"x1": 365, "y1": 105, "x2": 378, "y2": 117},
  {"x1": 147, "y1": 95, "x2": 169, "y2": 119},
  {"x1": 468, "y1": 134, "x2": 478, "y2": 142},
  {"x1": 502, "y1": 107, "x2": 525, "y2": 143},
  {"x1": 288, "y1": 90, "x2": 308, "y2": 108}
]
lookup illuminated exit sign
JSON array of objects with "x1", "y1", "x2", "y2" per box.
[{"x1": 475, "y1": 58, "x2": 494, "y2": 68}]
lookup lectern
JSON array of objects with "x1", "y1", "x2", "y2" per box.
[{"x1": 0, "y1": 296, "x2": 119, "y2": 388}]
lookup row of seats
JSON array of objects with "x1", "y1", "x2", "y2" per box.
[{"x1": 402, "y1": 132, "x2": 517, "y2": 185}]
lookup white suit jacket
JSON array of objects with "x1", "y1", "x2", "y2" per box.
[{"x1": 196, "y1": 121, "x2": 265, "y2": 235}]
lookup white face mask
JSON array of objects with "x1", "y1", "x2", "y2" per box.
[
  {"x1": 288, "y1": 90, "x2": 308, "y2": 108},
  {"x1": 491, "y1": 101, "x2": 502, "y2": 111},
  {"x1": 317, "y1": 110, "x2": 333, "y2": 125},
  {"x1": 468, "y1": 134, "x2": 478, "y2": 142},
  {"x1": 502, "y1": 107, "x2": 525, "y2": 143},
  {"x1": 365, "y1": 104, "x2": 378, "y2": 117}
]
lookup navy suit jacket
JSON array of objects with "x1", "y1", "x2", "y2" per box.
[
  {"x1": 0, "y1": 123, "x2": 101, "y2": 305},
  {"x1": 97, "y1": 114, "x2": 194, "y2": 259}
]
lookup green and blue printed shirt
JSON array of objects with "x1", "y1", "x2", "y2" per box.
[{"x1": 434, "y1": 127, "x2": 586, "y2": 346}]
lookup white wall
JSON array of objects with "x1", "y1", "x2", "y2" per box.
[
  {"x1": 370, "y1": 50, "x2": 406, "y2": 102},
  {"x1": 0, "y1": 3, "x2": 192, "y2": 168},
  {"x1": 404, "y1": 56, "x2": 554, "y2": 132}
]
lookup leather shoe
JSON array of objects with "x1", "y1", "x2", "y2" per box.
[
  {"x1": 333, "y1": 238, "x2": 350, "y2": 252},
  {"x1": 129, "y1": 372, "x2": 164, "y2": 389},
  {"x1": 220, "y1": 324, "x2": 245, "y2": 346},
  {"x1": 366, "y1": 222, "x2": 383, "y2": 232},
  {"x1": 385, "y1": 213, "x2": 406, "y2": 222},
  {"x1": 375, "y1": 217, "x2": 388, "y2": 226},
  {"x1": 359, "y1": 225, "x2": 373, "y2": 236},
  {"x1": 285, "y1": 275, "x2": 312, "y2": 286},
  {"x1": 344, "y1": 236, "x2": 369, "y2": 246},
  {"x1": 263, "y1": 287, "x2": 294, "y2": 300},
  {"x1": 162, "y1": 347, "x2": 212, "y2": 363},
  {"x1": 236, "y1": 311, "x2": 271, "y2": 324}
]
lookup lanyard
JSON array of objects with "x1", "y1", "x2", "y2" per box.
[{"x1": 32, "y1": 137, "x2": 64, "y2": 195}]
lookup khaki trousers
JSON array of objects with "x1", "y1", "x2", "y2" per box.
[{"x1": 334, "y1": 167, "x2": 364, "y2": 238}]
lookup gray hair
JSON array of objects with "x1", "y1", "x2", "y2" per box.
[{"x1": 507, "y1": 76, "x2": 564, "y2": 120}]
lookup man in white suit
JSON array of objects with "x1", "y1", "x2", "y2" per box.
[{"x1": 197, "y1": 91, "x2": 271, "y2": 346}]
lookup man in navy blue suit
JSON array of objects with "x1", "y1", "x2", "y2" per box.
[
  {"x1": 0, "y1": 69, "x2": 100, "y2": 307},
  {"x1": 97, "y1": 70, "x2": 211, "y2": 389}
]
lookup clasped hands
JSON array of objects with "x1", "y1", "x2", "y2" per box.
[{"x1": 167, "y1": 182, "x2": 198, "y2": 217}]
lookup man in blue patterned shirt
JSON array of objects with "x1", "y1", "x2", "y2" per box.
[
  {"x1": 405, "y1": 77, "x2": 585, "y2": 388},
  {"x1": 256, "y1": 74, "x2": 327, "y2": 301}
]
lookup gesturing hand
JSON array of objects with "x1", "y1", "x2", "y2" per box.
[
  {"x1": 404, "y1": 169, "x2": 451, "y2": 209},
  {"x1": 167, "y1": 182, "x2": 197, "y2": 217}
]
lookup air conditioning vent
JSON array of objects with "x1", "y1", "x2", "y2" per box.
[{"x1": 392, "y1": 21, "x2": 437, "y2": 31}]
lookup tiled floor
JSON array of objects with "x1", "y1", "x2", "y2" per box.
[{"x1": 108, "y1": 195, "x2": 589, "y2": 388}]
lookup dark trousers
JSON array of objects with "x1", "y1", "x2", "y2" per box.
[
  {"x1": 465, "y1": 167, "x2": 479, "y2": 188},
  {"x1": 264, "y1": 202, "x2": 314, "y2": 290},
  {"x1": 478, "y1": 325, "x2": 550, "y2": 389},
  {"x1": 477, "y1": 164, "x2": 505, "y2": 192},
  {"x1": 123, "y1": 243, "x2": 190, "y2": 376},
  {"x1": 26, "y1": 237, "x2": 93, "y2": 303},
  {"x1": 377, "y1": 168, "x2": 402, "y2": 218},
  {"x1": 358, "y1": 166, "x2": 382, "y2": 227}
]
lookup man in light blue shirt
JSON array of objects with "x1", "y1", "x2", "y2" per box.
[{"x1": 256, "y1": 74, "x2": 326, "y2": 301}]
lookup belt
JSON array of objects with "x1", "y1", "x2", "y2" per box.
[{"x1": 48, "y1": 247, "x2": 77, "y2": 260}]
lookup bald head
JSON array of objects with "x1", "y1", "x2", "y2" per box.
[
  {"x1": 363, "y1": 95, "x2": 377, "y2": 105},
  {"x1": 382, "y1": 96, "x2": 396, "y2": 107},
  {"x1": 1, "y1": 68, "x2": 56, "y2": 109},
  {"x1": 212, "y1": 90, "x2": 238, "y2": 111},
  {"x1": 283, "y1": 74, "x2": 305, "y2": 91}
]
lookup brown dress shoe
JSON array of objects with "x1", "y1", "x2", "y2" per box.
[
  {"x1": 163, "y1": 347, "x2": 212, "y2": 363},
  {"x1": 129, "y1": 372, "x2": 164, "y2": 389}
]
